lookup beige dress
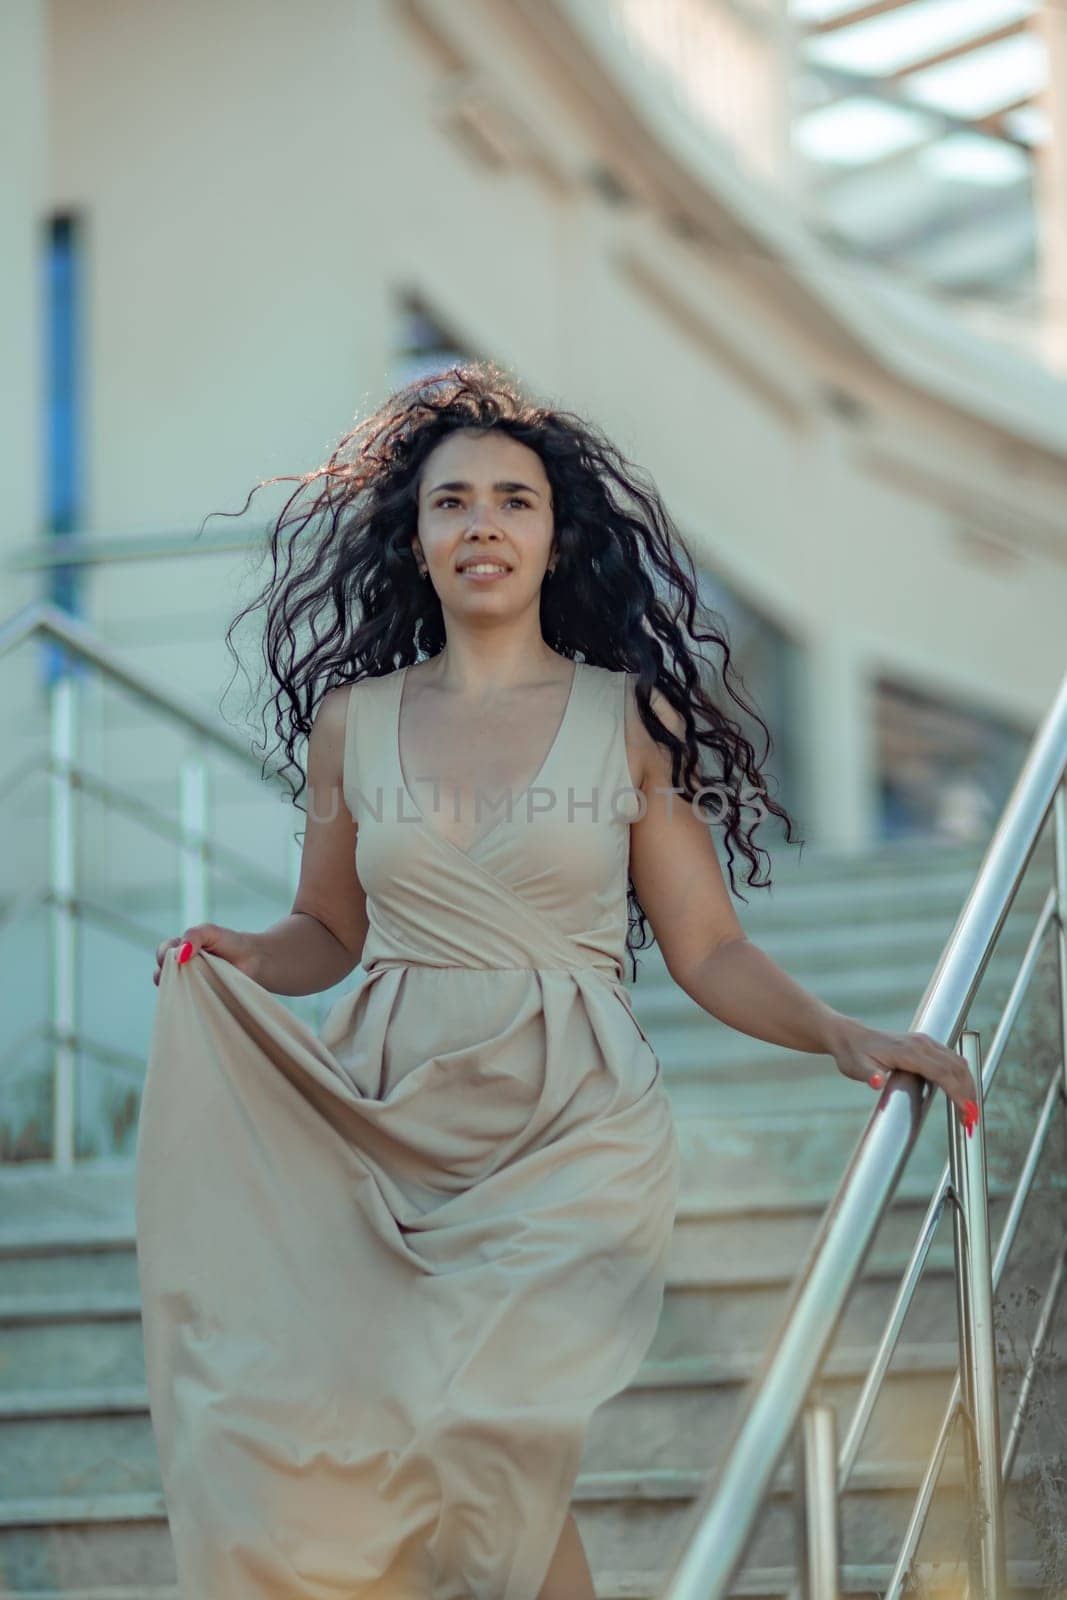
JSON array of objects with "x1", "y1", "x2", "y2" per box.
[{"x1": 135, "y1": 658, "x2": 681, "y2": 1599}]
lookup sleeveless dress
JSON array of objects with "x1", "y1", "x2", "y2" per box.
[{"x1": 135, "y1": 658, "x2": 681, "y2": 1600}]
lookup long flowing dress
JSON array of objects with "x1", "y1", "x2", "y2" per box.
[{"x1": 134, "y1": 657, "x2": 681, "y2": 1600}]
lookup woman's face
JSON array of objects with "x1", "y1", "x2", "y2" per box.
[{"x1": 413, "y1": 429, "x2": 555, "y2": 613}]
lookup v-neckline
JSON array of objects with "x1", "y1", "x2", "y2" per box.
[{"x1": 395, "y1": 658, "x2": 583, "y2": 862}]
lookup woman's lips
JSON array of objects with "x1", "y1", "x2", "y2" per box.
[{"x1": 457, "y1": 566, "x2": 512, "y2": 581}]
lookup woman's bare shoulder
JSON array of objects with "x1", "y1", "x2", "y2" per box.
[
  {"x1": 317, "y1": 668, "x2": 398, "y2": 722},
  {"x1": 620, "y1": 671, "x2": 688, "y2": 790}
]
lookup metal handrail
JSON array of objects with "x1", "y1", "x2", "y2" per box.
[
  {"x1": 0, "y1": 600, "x2": 303, "y2": 1168},
  {"x1": 0, "y1": 599, "x2": 280, "y2": 767},
  {"x1": 662, "y1": 663, "x2": 1067, "y2": 1599},
  {"x1": 6, "y1": 526, "x2": 264, "y2": 570},
  {"x1": 806, "y1": 883, "x2": 1058, "y2": 1568},
  {"x1": 0, "y1": 750, "x2": 288, "y2": 936}
]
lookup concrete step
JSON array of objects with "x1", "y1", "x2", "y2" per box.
[
  {"x1": 0, "y1": 1456, "x2": 1052, "y2": 1593},
  {"x1": 0, "y1": 1163, "x2": 139, "y2": 1227},
  {"x1": 0, "y1": 1560, "x2": 1050, "y2": 1600},
  {"x1": 0, "y1": 1573, "x2": 1053, "y2": 1600},
  {"x1": 2, "y1": 1267, "x2": 966, "y2": 1397},
  {"x1": 3, "y1": 1331, "x2": 1062, "y2": 1503},
  {"x1": 0, "y1": 1313, "x2": 147, "y2": 1395},
  {"x1": 734, "y1": 837, "x2": 989, "y2": 887},
  {"x1": 579, "y1": 1343, "x2": 1067, "y2": 1474},
  {"x1": 636, "y1": 993, "x2": 1029, "y2": 1088},
  {"x1": 0, "y1": 1247, "x2": 1025, "y2": 1401},
  {"x1": 0, "y1": 1236, "x2": 1017, "y2": 1404},
  {"x1": 0, "y1": 1246, "x2": 139, "y2": 1304},
  {"x1": 0, "y1": 1589, "x2": 178, "y2": 1600},
  {"x1": 663, "y1": 1066, "x2": 933, "y2": 1114},
  {"x1": 634, "y1": 952, "x2": 1028, "y2": 1055},
  {"x1": 594, "y1": 1558, "x2": 1052, "y2": 1599},
  {"x1": 630, "y1": 904, "x2": 1042, "y2": 997},
  {"x1": 570, "y1": 1459, "x2": 1048, "y2": 1581},
  {"x1": 625, "y1": 850, "x2": 1048, "y2": 944},
  {"x1": 0, "y1": 1490, "x2": 174, "y2": 1592},
  {"x1": 662, "y1": 1056, "x2": 975, "y2": 1112},
  {"x1": 0, "y1": 1099, "x2": 978, "y2": 1238},
  {"x1": 2, "y1": 1185, "x2": 1044, "y2": 1389},
  {"x1": 672, "y1": 1103, "x2": 946, "y2": 1202}
]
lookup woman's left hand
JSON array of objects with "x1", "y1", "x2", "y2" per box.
[{"x1": 826, "y1": 1016, "x2": 981, "y2": 1137}]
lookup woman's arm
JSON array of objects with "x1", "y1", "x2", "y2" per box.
[
  {"x1": 626, "y1": 679, "x2": 979, "y2": 1130},
  {"x1": 249, "y1": 684, "x2": 369, "y2": 996}
]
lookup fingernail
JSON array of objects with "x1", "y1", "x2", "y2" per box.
[
  {"x1": 870, "y1": 1075, "x2": 885, "y2": 1089},
  {"x1": 177, "y1": 941, "x2": 193, "y2": 965}
]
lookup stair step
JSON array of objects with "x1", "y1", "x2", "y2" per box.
[
  {"x1": 0, "y1": 1566, "x2": 1051, "y2": 1600},
  {"x1": 0, "y1": 1462, "x2": 1052, "y2": 1590},
  {"x1": 1, "y1": 1237, "x2": 1040, "y2": 1383},
  {"x1": 0, "y1": 1111, "x2": 993, "y2": 1235},
  {"x1": 0, "y1": 1590, "x2": 177, "y2": 1600},
  {"x1": 635, "y1": 963, "x2": 1028, "y2": 1060},
  {"x1": 594, "y1": 1557, "x2": 1050, "y2": 1599},
  {"x1": 0, "y1": 1250, "x2": 1005, "y2": 1390},
  {"x1": 0, "y1": 1490, "x2": 168, "y2": 1529},
  {"x1": 571, "y1": 1468, "x2": 1045, "y2": 1579},
  {"x1": 0, "y1": 1448, "x2": 1021, "y2": 1525},
  {"x1": 0, "y1": 1172, "x2": 1046, "y2": 1398},
  {"x1": 0, "y1": 1292, "x2": 141, "y2": 1324},
  {"x1": 625, "y1": 861, "x2": 1046, "y2": 943},
  {"x1": 3, "y1": 1338, "x2": 1061, "y2": 1495}
]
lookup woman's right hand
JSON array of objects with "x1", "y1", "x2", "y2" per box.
[{"x1": 153, "y1": 923, "x2": 261, "y2": 987}]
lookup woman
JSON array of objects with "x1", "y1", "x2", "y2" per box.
[{"x1": 137, "y1": 363, "x2": 979, "y2": 1600}]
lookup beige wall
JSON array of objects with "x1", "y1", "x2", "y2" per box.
[
  {"x1": 3, "y1": 0, "x2": 1064, "y2": 864},
  {"x1": 1, "y1": 0, "x2": 45, "y2": 605}
]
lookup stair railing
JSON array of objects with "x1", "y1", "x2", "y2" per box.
[
  {"x1": 660, "y1": 664, "x2": 1067, "y2": 1600},
  {"x1": 0, "y1": 600, "x2": 301, "y2": 1169}
]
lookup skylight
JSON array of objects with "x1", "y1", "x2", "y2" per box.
[
  {"x1": 901, "y1": 29, "x2": 1047, "y2": 119},
  {"x1": 916, "y1": 131, "x2": 1032, "y2": 184},
  {"x1": 793, "y1": 95, "x2": 939, "y2": 164},
  {"x1": 1002, "y1": 104, "x2": 1049, "y2": 145},
  {"x1": 792, "y1": 0, "x2": 884, "y2": 20},
  {"x1": 802, "y1": 0, "x2": 1038, "y2": 77}
]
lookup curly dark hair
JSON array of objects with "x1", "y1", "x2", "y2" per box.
[{"x1": 209, "y1": 360, "x2": 804, "y2": 980}]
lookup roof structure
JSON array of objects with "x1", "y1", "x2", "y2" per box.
[{"x1": 790, "y1": 0, "x2": 1049, "y2": 307}]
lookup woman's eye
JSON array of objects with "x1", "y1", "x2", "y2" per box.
[{"x1": 435, "y1": 497, "x2": 530, "y2": 510}]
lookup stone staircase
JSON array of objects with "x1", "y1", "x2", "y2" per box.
[{"x1": 1, "y1": 837, "x2": 1063, "y2": 1596}]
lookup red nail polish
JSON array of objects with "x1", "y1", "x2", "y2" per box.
[{"x1": 177, "y1": 941, "x2": 193, "y2": 964}]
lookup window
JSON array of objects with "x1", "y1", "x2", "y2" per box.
[{"x1": 43, "y1": 212, "x2": 86, "y2": 686}]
